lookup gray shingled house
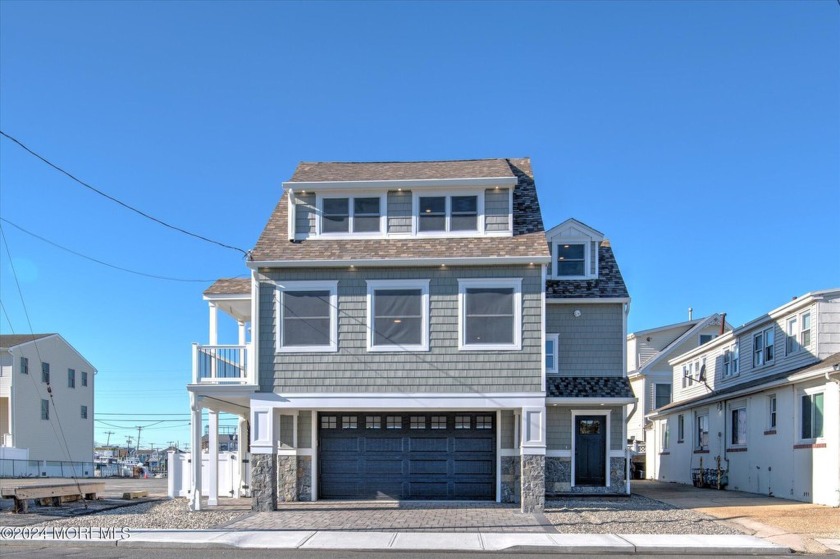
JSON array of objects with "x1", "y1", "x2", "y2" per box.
[{"x1": 186, "y1": 158, "x2": 634, "y2": 513}]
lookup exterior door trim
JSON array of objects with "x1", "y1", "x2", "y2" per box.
[{"x1": 570, "y1": 409, "x2": 611, "y2": 488}]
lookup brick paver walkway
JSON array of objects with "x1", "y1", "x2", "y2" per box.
[{"x1": 224, "y1": 501, "x2": 550, "y2": 533}]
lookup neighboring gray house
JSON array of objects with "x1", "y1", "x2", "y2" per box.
[
  {"x1": 186, "y1": 159, "x2": 633, "y2": 512},
  {"x1": 647, "y1": 289, "x2": 840, "y2": 506}
]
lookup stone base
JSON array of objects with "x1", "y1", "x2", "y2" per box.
[
  {"x1": 251, "y1": 453, "x2": 276, "y2": 511},
  {"x1": 545, "y1": 456, "x2": 572, "y2": 495},
  {"x1": 546, "y1": 457, "x2": 628, "y2": 496},
  {"x1": 297, "y1": 455, "x2": 312, "y2": 501},
  {"x1": 501, "y1": 456, "x2": 520, "y2": 503},
  {"x1": 521, "y1": 454, "x2": 545, "y2": 513}
]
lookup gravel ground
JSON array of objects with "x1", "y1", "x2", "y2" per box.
[
  {"x1": 544, "y1": 494, "x2": 745, "y2": 534},
  {"x1": 34, "y1": 499, "x2": 250, "y2": 530}
]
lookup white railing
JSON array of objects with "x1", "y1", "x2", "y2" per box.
[{"x1": 192, "y1": 344, "x2": 254, "y2": 385}]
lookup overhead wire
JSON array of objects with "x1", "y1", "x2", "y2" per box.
[
  {"x1": 0, "y1": 130, "x2": 249, "y2": 256},
  {"x1": 0, "y1": 217, "x2": 240, "y2": 283}
]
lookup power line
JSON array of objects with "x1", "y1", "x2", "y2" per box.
[
  {"x1": 0, "y1": 130, "x2": 249, "y2": 256},
  {"x1": 0, "y1": 217, "x2": 238, "y2": 283}
]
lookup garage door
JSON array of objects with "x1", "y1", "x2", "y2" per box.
[{"x1": 318, "y1": 412, "x2": 496, "y2": 500}]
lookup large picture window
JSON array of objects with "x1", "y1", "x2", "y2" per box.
[
  {"x1": 367, "y1": 280, "x2": 429, "y2": 351},
  {"x1": 276, "y1": 281, "x2": 338, "y2": 352},
  {"x1": 458, "y1": 279, "x2": 522, "y2": 350}
]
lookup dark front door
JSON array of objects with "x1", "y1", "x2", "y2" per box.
[
  {"x1": 318, "y1": 412, "x2": 496, "y2": 500},
  {"x1": 574, "y1": 415, "x2": 606, "y2": 486}
]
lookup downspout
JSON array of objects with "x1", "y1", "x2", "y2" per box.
[{"x1": 827, "y1": 365, "x2": 840, "y2": 506}]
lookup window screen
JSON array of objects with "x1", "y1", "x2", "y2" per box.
[
  {"x1": 465, "y1": 287, "x2": 514, "y2": 344},
  {"x1": 373, "y1": 289, "x2": 422, "y2": 346},
  {"x1": 323, "y1": 198, "x2": 349, "y2": 233},
  {"x1": 282, "y1": 290, "x2": 331, "y2": 346}
]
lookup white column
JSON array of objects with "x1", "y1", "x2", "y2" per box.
[
  {"x1": 234, "y1": 415, "x2": 247, "y2": 498},
  {"x1": 209, "y1": 302, "x2": 218, "y2": 345},
  {"x1": 189, "y1": 394, "x2": 203, "y2": 511},
  {"x1": 238, "y1": 321, "x2": 246, "y2": 346},
  {"x1": 208, "y1": 410, "x2": 219, "y2": 506}
]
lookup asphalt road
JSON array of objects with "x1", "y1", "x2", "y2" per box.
[{"x1": 0, "y1": 546, "x2": 810, "y2": 559}]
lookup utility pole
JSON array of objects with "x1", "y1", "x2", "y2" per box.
[
  {"x1": 104, "y1": 431, "x2": 114, "y2": 447},
  {"x1": 136, "y1": 425, "x2": 143, "y2": 457}
]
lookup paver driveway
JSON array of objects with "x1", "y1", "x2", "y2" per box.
[{"x1": 224, "y1": 501, "x2": 550, "y2": 533}]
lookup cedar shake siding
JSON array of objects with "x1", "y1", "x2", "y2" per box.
[
  {"x1": 546, "y1": 303, "x2": 624, "y2": 377},
  {"x1": 257, "y1": 265, "x2": 543, "y2": 393}
]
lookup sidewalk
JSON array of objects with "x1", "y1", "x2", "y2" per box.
[{"x1": 0, "y1": 528, "x2": 788, "y2": 554}]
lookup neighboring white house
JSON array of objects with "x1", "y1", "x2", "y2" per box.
[
  {"x1": 647, "y1": 289, "x2": 840, "y2": 506},
  {"x1": 0, "y1": 334, "x2": 96, "y2": 475}
]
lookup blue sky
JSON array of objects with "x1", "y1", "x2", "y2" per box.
[{"x1": 1, "y1": 1, "x2": 838, "y2": 451}]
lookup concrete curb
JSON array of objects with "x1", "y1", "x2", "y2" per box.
[{"x1": 0, "y1": 528, "x2": 791, "y2": 554}]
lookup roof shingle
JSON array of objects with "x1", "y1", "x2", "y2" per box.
[
  {"x1": 0, "y1": 334, "x2": 54, "y2": 349},
  {"x1": 546, "y1": 376, "x2": 634, "y2": 398},
  {"x1": 289, "y1": 159, "x2": 515, "y2": 182},
  {"x1": 545, "y1": 242, "x2": 629, "y2": 299},
  {"x1": 203, "y1": 278, "x2": 251, "y2": 296}
]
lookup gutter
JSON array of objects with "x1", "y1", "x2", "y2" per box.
[{"x1": 248, "y1": 256, "x2": 552, "y2": 269}]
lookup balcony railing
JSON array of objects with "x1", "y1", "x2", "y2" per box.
[{"x1": 192, "y1": 344, "x2": 254, "y2": 385}]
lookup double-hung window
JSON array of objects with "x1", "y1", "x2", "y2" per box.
[
  {"x1": 753, "y1": 327, "x2": 774, "y2": 367},
  {"x1": 723, "y1": 343, "x2": 740, "y2": 377},
  {"x1": 68, "y1": 368, "x2": 76, "y2": 388},
  {"x1": 458, "y1": 279, "x2": 522, "y2": 350},
  {"x1": 661, "y1": 421, "x2": 670, "y2": 451},
  {"x1": 20, "y1": 356, "x2": 28, "y2": 375},
  {"x1": 555, "y1": 243, "x2": 586, "y2": 277},
  {"x1": 800, "y1": 312, "x2": 811, "y2": 348},
  {"x1": 801, "y1": 392, "x2": 824, "y2": 440},
  {"x1": 786, "y1": 316, "x2": 799, "y2": 355},
  {"x1": 654, "y1": 383, "x2": 671, "y2": 409},
  {"x1": 545, "y1": 333, "x2": 560, "y2": 373},
  {"x1": 417, "y1": 194, "x2": 479, "y2": 233},
  {"x1": 677, "y1": 414, "x2": 685, "y2": 443},
  {"x1": 276, "y1": 281, "x2": 338, "y2": 352},
  {"x1": 41, "y1": 399, "x2": 49, "y2": 420},
  {"x1": 321, "y1": 196, "x2": 382, "y2": 234},
  {"x1": 768, "y1": 395, "x2": 777, "y2": 430},
  {"x1": 367, "y1": 280, "x2": 429, "y2": 351},
  {"x1": 41, "y1": 362, "x2": 50, "y2": 384}
]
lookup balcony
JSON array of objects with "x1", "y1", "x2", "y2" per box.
[{"x1": 192, "y1": 344, "x2": 255, "y2": 385}]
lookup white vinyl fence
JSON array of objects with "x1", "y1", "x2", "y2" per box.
[{"x1": 167, "y1": 451, "x2": 249, "y2": 499}]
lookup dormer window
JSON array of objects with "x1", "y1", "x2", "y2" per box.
[
  {"x1": 545, "y1": 218, "x2": 603, "y2": 280},
  {"x1": 556, "y1": 244, "x2": 585, "y2": 277},
  {"x1": 418, "y1": 195, "x2": 478, "y2": 233},
  {"x1": 320, "y1": 196, "x2": 383, "y2": 235}
]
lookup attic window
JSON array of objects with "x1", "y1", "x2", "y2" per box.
[
  {"x1": 320, "y1": 196, "x2": 382, "y2": 234},
  {"x1": 556, "y1": 244, "x2": 585, "y2": 276}
]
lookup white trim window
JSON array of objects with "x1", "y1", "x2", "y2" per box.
[
  {"x1": 786, "y1": 316, "x2": 799, "y2": 355},
  {"x1": 768, "y1": 395, "x2": 777, "y2": 430},
  {"x1": 801, "y1": 391, "x2": 824, "y2": 440},
  {"x1": 654, "y1": 383, "x2": 671, "y2": 409},
  {"x1": 730, "y1": 406, "x2": 747, "y2": 446},
  {"x1": 545, "y1": 333, "x2": 560, "y2": 373},
  {"x1": 415, "y1": 193, "x2": 482, "y2": 235},
  {"x1": 319, "y1": 195, "x2": 384, "y2": 235},
  {"x1": 661, "y1": 420, "x2": 670, "y2": 451},
  {"x1": 458, "y1": 278, "x2": 522, "y2": 350},
  {"x1": 696, "y1": 412, "x2": 709, "y2": 450},
  {"x1": 753, "y1": 327, "x2": 774, "y2": 368},
  {"x1": 366, "y1": 280, "x2": 430, "y2": 352},
  {"x1": 276, "y1": 281, "x2": 338, "y2": 352},
  {"x1": 800, "y1": 312, "x2": 812, "y2": 349},
  {"x1": 554, "y1": 242, "x2": 589, "y2": 278},
  {"x1": 723, "y1": 342, "x2": 740, "y2": 377}
]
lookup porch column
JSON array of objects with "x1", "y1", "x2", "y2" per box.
[
  {"x1": 234, "y1": 415, "x2": 248, "y2": 498},
  {"x1": 519, "y1": 406, "x2": 546, "y2": 513},
  {"x1": 208, "y1": 410, "x2": 219, "y2": 506},
  {"x1": 189, "y1": 394, "x2": 203, "y2": 511},
  {"x1": 209, "y1": 303, "x2": 218, "y2": 345},
  {"x1": 238, "y1": 321, "x2": 246, "y2": 345}
]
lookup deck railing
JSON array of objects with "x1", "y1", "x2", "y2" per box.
[{"x1": 192, "y1": 344, "x2": 254, "y2": 385}]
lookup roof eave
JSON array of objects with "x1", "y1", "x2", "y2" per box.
[
  {"x1": 248, "y1": 255, "x2": 551, "y2": 269},
  {"x1": 284, "y1": 177, "x2": 519, "y2": 191}
]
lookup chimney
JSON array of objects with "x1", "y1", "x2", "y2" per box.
[
  {"x1": 688, "y1": 307, "x2": 693, "y2": 321},
  {"x1": 720, "y1": 313, "x2": 727, "y2": 335}
]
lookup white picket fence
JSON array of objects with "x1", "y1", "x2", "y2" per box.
[{"x1": 167, "y1": 451, "x2": 250, "y2": 498}]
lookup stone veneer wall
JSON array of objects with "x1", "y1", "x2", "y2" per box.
[
  {"x1": 556, "y1": 457, "x2": 627, "y2": 495},
  {"x1": 277, "y1": 455, "x2": 298, "y2": 502},
  {"x1": 545, "y1": 457, "x2": 571, "y2": 494},
  {"x1": 501, "y1": 456, "x2": 520, "y2": 503},
  {"x1": 297, "y1": 456, "x2": 312, "y2": 501},
  {"x1": 251, "y1": 454, "x2": 276, "y2": 511},
  {"x1": 520, "y1": 454, "x2": 545, "y2": 513}
]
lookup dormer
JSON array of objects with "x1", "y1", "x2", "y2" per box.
[
  {"x1": 545, "y1": 218, "x2": 604, "y2": 280},
  {"x1": 283, "y1": 160, "x2": 519, "y2": 241}
]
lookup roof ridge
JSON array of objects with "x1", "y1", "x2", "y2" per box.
[{"x1": 296, "y1": 157, "x2": 528, "y2": 165}]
